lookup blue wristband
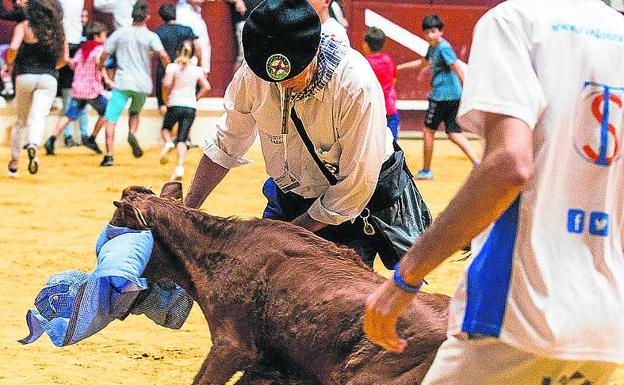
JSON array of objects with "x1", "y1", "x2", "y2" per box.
[{"x1": 392, "y1": 263, "x2": 422, "y2": 293}]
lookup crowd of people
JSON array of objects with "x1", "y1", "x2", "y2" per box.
[
  {"x1": 0, "y1": 0, "x2": 359, "y2": 181},
  {"x1": 3, "y1": 0, "x2": 623, "y2": 384}
]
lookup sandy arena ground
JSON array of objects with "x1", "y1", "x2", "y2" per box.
[{"x1": 0, "y1": 139, "x2": 622, "y2": 384}]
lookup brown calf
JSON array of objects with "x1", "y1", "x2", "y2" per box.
[{"x1": 110, "y1": 182, "x2": 449, "y2": 385}]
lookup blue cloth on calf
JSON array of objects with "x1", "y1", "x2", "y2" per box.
[{"x1": 20, "y1": 224, "x2": 193, "y2": 347}]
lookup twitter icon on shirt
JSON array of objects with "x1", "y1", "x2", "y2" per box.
[{"x1": 589, "y1": 212, "x2": 609, "y2": 237}]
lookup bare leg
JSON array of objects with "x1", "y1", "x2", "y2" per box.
[
  {"x1": 52, "y1": 116, "x2": 72, "y2": 138},
  {"x1": 128, "y1": 113, "x2": 139, "y2": 135},
  {"x1": 104, "y1": 120, "x2": 116, "y2": 156},
  {"x1": 448, "y1": 132, "x2": 480, "y2": 166},
  {"x1": 422, "y1": 128, "x2": 435, "y2": 171},
  {"x1": 161, "y1": 129, "x2": 172, "y2": 144},
  {"x1": 176, "y1": 142, "x2": 187, "y2": 168},
  {"x1": 91, "y1": 116, "x2": 106, "y2": 138}
]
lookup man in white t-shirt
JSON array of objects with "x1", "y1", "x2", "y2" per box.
[
  {"x1": 364, "y1": 1, "x2": 624, "y2": 384},
  {"x1": 176, "y1": 0, "x2": 211, "y2": 74},
  {"x1": 308, "y1": 0, "x2": 349, "y2": 45}
]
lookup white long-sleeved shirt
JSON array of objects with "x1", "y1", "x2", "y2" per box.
[
  {"x1": 204, "y1": 48, "x2": 394, "y2": 225},
  {"x1": 93, "y1": 0, "x2": 136, "y2": 30},
  {"x1": 176, "y1": 0, "x2": 211, "y2": 74}
]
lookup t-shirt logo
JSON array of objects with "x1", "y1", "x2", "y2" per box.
[
  {"x1": 266, "y1": 54, "x2": 291, "y2": 81},
  {"x1": 574, "y1": 82, "x2": 623, "y2": 166}
]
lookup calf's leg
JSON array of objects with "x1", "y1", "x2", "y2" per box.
[{"x1": 192, "y1": 340, "x2": 258, "y2": 385}]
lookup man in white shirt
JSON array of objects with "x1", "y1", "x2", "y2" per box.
[
  {"x1": 93, "y1": 0, "x2": 136, "y2": 30},
  {"x1": 176, "y1": 0, "x2": 211, "y2": 74},
  {"x1": 185, "y1": 0, "x2": 430, "y2": 268},
  {"x1": 364, "y1": 1, "x2": 624, "y2": 384},
  {"x1": 309, "y1": 0, "x2": 349, "y2": 45}
]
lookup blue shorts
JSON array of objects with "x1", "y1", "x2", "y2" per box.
[
  {"x1": 104, "y1": 89, "x2": 147, "y2": 123},
  {"x1": 65, "y1": 95, "x2": 108, "y2": 120}
]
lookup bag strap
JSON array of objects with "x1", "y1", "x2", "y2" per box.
[{"x1": 290, "y1": 107, "x2": 339, "y2": 186}]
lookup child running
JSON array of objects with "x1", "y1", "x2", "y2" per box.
[
  {"x1": 44, "y1": 21, "x2": 112, "y2": 156},
  {"x1": 363, "y1": 26, "x2": 399, "y2": 140},
  {"x1": 159, "y1": 39, "x2": 210, "y2": 181}
]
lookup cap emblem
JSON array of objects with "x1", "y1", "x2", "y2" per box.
[{"x1": 266, "y1": 54, "x2": 291, "y2": 81}]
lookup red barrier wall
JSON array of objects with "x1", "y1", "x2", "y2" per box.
[{"x1": 346, "y1": 1, "x2": 501, "y2": 100}]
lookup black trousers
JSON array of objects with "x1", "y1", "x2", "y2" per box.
[{"x1": 262, "y1": 150, "x2": 431, "y2": 268}]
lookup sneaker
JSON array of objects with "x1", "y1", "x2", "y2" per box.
[
  {"x1": 415, "y1": 169, "x2": 433, "y2": 180},
  {"x1": 100, "y1": 155, "x2": 113, "y2": 167},
  {"x1": 127, "y1": 133, "x2": 143, "y2": 158},
  {"x1": 7, "y1": 163, "x2": 17, "y2": 177},
  {"x1": 84, "y1": 136, "x2": 102, "y2": 154},
  {"x1": 171, "y1": 165, "x2": 184, "y2": 181},
  {"x1": 159, "y1": 141, "x2": 175, "y2": 165},
  {"x1": 44, "y1": 136, "x2": 56, "y2": 155},
  {"x1": 64, "y1": 136, "x2": 78, "y2": 147},
  {"x1": 26, "y1": 145, "x2": 39, "y2": 174}
]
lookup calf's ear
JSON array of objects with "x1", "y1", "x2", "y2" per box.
[
  {"x1": 160, "y1": 181, "x2": 183, "y2": 203},
  {"x1": 112, "y1": 200, "x2": 150, "y2": 229}
]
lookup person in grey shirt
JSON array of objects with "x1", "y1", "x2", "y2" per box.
[{"x1": 97, "y1": 0, "x2": 170, "y2": 167}]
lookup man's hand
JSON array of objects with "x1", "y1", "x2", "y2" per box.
[
  {"x1": 363, "y1": 279, "x2": 417, "y2": 353},
  {"x1": 291, "y1": 212, "x2": 326, "y2": 233}
]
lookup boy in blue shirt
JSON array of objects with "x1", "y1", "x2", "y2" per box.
[{"x1": 398, "y1": 14, "x2": 479, "y2": 180}]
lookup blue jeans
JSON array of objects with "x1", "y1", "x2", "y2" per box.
[{"x1": 61, "y1": 88, "x2": 88, "y2": 139}]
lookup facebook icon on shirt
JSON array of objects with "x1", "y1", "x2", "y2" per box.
[{"x1": 567, "y1": 209, "x2": 585, "y2": 234}]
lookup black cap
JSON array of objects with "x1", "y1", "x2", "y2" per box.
[{"x1": 243, "y1": 0, "x2": 321, "y2": 82}]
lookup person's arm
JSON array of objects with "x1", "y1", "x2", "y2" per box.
[
  {"x1": 224, "y1": 0, "x2": 247, "y2": 15},
  {"x1": 101, "y1": 64, "x2": 115, "y2": 89},
  {"x1": 364, "y1": 113, "x2": 534, "y2": 352},
  {"x1": 99, "y1": 29, "x2": 118, "y2": 69},
  {"x1": 185, "y1": 64, "x2": 257, "y2": 208},
  {"x1": 193, "y1": 39, "x2": 203, "y2": 68},
  {"x1": 185, "y1": 155, "x2": 230, "y2": 208},
  {"x1": 291, "y1": 213, "x2": 326, "y2": 233},
  {"x1": 6, "y1": 21, "x2": 25, "y2": 65},
  {"x1": 98, "y1": 51, "x2": 109, "y2": 70},
  {"x1": 56, "y1": 38, "x2": 70, "y2": 69},
  {"x1": 302, "y1": 72, "x2": 388, "y2": 232},
  {"x1": 161, "y1": 64, "x2": 175, "y2": 105},
  {"x1": 196, "y1": 70, "x2": 211, "y2": 100},
  {"x1": 157, "y1": 49, "x2": 171, "y2": 68},
  {"x1": 450, "y1": 62, "x2": 465, "y2": 86},
  {"x1": 363, "y1": 5, "x2": 546, "y2": 353},
  {"x1": 396, "y1": 59, "x2": 428, "y2": 71}
]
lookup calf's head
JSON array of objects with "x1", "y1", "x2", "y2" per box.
[{"x1": 110, "y1": 182, "x2": 193, "y2": 294}]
